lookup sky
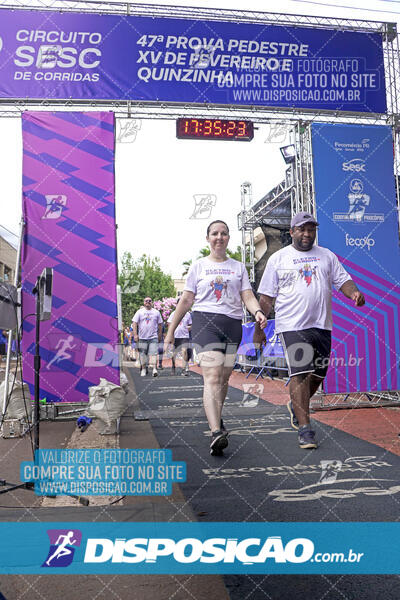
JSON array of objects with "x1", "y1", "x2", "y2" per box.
[{"x1": 1, "y1": 0, "x2": 399, "y2": 280}]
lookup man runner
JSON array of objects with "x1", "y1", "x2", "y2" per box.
[{"x1": 255, "y1": 212, "x2": 365, "y2": 449}]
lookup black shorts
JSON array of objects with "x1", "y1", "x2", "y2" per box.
[
  {"x1": 191, "y1": 311, "x2": 242, "y2": 355},
  {"x1": 280, "y1": 328, "x2": 332, "y2": 379},
  {"x1": 174, "y1": 338, "x2": 191, "y2": 350}
]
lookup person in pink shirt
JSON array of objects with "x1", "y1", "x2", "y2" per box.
[
  {"x1": 165, "y1": 220, "x2": 267, "y2": 456},
  {"x1": 132, "y1": 297, "x2": 163, "y2": 377}
]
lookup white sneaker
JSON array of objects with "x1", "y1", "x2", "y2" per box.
[
  {"x1": 152, "y1": 368, "x2": 158, "y2": 377},
  {"x1": 140, "y1": 368, "x2": 146, "y2": 377}
]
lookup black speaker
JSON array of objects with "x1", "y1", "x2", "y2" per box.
[
  {"x1": 0, "y1": 282, "x2": 18, "y2": 329},
  {"x1": 38, "y1": 268, "x2": 53, "y2": 322}
]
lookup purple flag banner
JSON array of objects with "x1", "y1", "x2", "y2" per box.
[{"x1": 21, "y1": 111, "x2": 119, "y2": 403}]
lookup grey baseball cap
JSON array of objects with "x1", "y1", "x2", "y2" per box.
[{"x1": 290, "y1": 211, "x2": 319, "y2": 228}]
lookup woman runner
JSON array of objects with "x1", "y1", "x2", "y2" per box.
[{"x1": 165, "y1": 220, "x2": 267, "y2": 455}]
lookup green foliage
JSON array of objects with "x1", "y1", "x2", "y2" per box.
[
  {"x1": 119, "y1": 252, "x2": 176, "y2": 324},
  {"x1": 197, "y1": 247, "x2": 210, "y2": 258},
  {"x1": 181, "y1": 259, "x2": 192, "y2": 277},
  {"x1": 226, "y1": 245, "x2": 243, "y2": 261},
  {"x1": 181, "y1": 245, "x2": 243, "y2": 275},
  {"x1": 197, "y1": 245, "x2": 243, "y2": 260}
]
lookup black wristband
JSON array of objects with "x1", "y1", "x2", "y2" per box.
[{"x1": 254, "y1": 309, "x2": 266, "y2": 318}]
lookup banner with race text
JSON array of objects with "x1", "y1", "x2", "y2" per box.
[
  {"x1": 21, "y1": 111, "x2": 119, "y2": 403},
  {"x1": 311, "y1": 122, "x2": 400, "y2": 394},
  {"x1": 0, "y1": 9, "x2": 387, "y2": 113}
]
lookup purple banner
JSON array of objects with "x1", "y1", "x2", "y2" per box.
[
  {"x1": 0, "y1": 9, "x2": 386, "y2": 113},
  {"x1": 21, "y1": 111, "x2": 119, "y2": 403}
]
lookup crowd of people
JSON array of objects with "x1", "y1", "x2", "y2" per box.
[
  {"x1": 123, "y1": 296, "x2": 193, "y2": 378},
  {"x1": 124, "y1": 214, "x2": 366, "y2": 456}
]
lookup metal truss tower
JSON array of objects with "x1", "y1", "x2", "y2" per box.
[{"x1": 238, "y1": 182, "x2": 255, "y2": 285}]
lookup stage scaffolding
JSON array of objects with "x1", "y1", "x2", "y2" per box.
[{"x1": 0, "y1": 0, "x2": 398, "y2": 409}]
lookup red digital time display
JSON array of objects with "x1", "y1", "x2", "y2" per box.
[{"x1": 176, "y1": 118, "x2": 254, "y2": 141}]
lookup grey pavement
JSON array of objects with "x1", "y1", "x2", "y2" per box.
[{"x1": 0, "y1": 363, "x2": 229, "y2": 600}]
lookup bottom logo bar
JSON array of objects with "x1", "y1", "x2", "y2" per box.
[{"x1": 0, "y1": 522, "x2": 397, "y2": 574}]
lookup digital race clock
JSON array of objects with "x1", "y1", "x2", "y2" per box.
[{"x1": 176, "y1": 118, "x2": 254, "y2": 141}]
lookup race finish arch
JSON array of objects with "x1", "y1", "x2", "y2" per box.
[{"x1": 0, "y1": 0, "x2": 399, "y2": 404}]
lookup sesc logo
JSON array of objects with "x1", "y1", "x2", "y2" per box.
[
  {"x1": 349, "y1": 178, "x2": 363, "y2": 193},
  {"x1": 342, "y1": 158, "x2": 366, "y2": 173},
  {"x1": 345, "y1": 233, "x2": 375, "y2": 251}
]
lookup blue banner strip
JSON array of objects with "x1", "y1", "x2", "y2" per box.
[
  {"x1": 311, "y1": 122, "x2": 400, "y2": 393},
  {"x1": 0, "y1": 522, "x2": 399, "y2": 574}
]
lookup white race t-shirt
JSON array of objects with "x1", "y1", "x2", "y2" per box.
[
  {"x1": 168, "y1": 311, "x2": 192, "y2": 338},
  {"x1": 132, "y1": 307, "x2": 163, "y2": 339},
  {"x1": 185, "y1": 257, "x2": 252, "y2": 320},
  {"x1": 257, "y1": 245, "x2": 351, "y2": 332}
]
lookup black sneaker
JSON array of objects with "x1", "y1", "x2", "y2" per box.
[
  {"x1": 287, "y1": 401, "x2": 299, "y2": 430},
  {"x1": 298, "y1": 426, "x2": 317, "y2": 449},
  {"x1": 210, "y1": 430, "x2": 228, "y2": 455},
  {"x1": 220, "y1": 419, "x2": 229, "y2": 435}
]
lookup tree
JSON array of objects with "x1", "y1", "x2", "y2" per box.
[
  {"x1": 182, "y1": 259, "x2": 192, "y2": 277},
  {"x1": 119, "y1": 252, "x2": 176, "y2": 324},
  {"x1": 227, "y1": 245, "x2": 243, "y2": 261},
  {"x1": 181, "y1": 245, "x2": 243, "y2": 275},
  {"x1": 197, "y1": 247, "x2": 210, "y2": 258}
]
